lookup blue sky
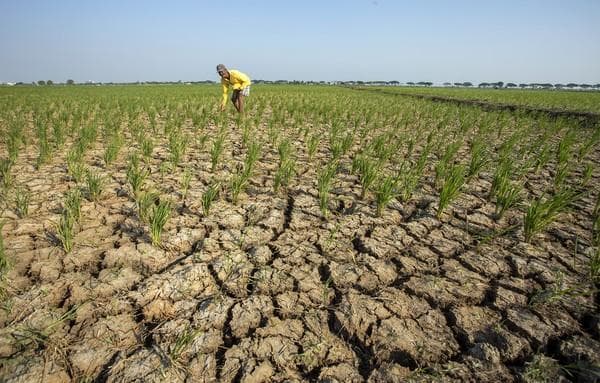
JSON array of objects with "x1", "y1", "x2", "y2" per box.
[{"x1": 1, "y1": 0, "x2": 599, "y2": 83}]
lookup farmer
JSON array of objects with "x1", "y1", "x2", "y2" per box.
[{"x1": 217, "y1": 64, "x2": 251, "y2": 113}]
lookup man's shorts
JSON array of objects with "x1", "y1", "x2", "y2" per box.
[{"x1": 232, "y1": 86, "x2": 250, "y2": 101}]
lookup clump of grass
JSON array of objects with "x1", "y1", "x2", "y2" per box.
[
  {"x1": 523, "y1": 189, "x2": 580, "y2": 242},
  {"x1": 14, "y1": 186, "x2": 31, "y2": 218},
  {"x1": 590, "y1": 247, "x2": 600, "y2": 285},
  {"x1": 103, "y1": 133, "x2": 123, "y2": 166},
  {"x1": 149, "y1": 199, "x2": 171, "y2": 246},
  {"x1": 230, "y1": 170, "x2": 249, "y2": 205},
  {"x1": 317, "y1": 162, "x2": 338, "y2": 217},
  {"x1": 243, "y1": 141, "x2": 261, "y2": 177},
  {"x1": 141, "y1": 137, "x2": 154, "y2": 161},
  {"x1": 201, "y1": 182, "x2": 220, "y2": 217},
  {"x1": 126, "y1": 153, "x2": 148, "y2": 198},
  {"x1": 435, "y1": 141, "x2": 461, "y2": 187},
  {"x1": 136, "y1": 190, "x2": 159, "y2": 223},
  {"x1": 168, "y1": 130, "x2": 187, "y2": 167},
  {"x1": 375, "y1": 175, "x2": 398, "y2": 216},
  {"x1": 66, "y1": 148, "x2": 86, "y2": 183},
  {"x1": 437, "y1": 164, "x2": 466, "y2": 218},
  {"x1": 398, "y1": 145, "x2": 430, "y2": 202},
  {"x1": 85, "y1": 170, "x2": 104, "y2": 202},
  {"x1": 169, "y1": 325, "x2": 203, "y2": 363},
  {"x1": 522, "y1": 354, "x2": 562, "y2": 383}
]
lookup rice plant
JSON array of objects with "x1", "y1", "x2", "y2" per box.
[
  {"x1": 103, "y1": 133, "x2": 123, "y2": 166},
  {"x1": 398, "y1": 145, "x2": 431, "y2": 202},
  {"x1": 56, "y1": 211, "x2": 75, "y2": 252},
  {"x1": 136, "y1": 190, "x2": 159, "y2": 223},
  {"x1": 467, "y1": 138, "x2": 489, "y2": 179},
  {"x1": 149, "y1": 199, "x2": 171, "y2": 246},
  {"x1": 435, "y1": 141, "x2": 461, "y2": 188},
  {"x1": 66, "y1": 149, "x2": 86, "y2": 183},
  {"x1": 168, "y1": 130, "x2": 187, "y2": 167},
  {"x1": 180, "y1": 167, "x2": 193, "y2": 200},
  {"x1": 64, "y1": 188, "x2": 82, "y2": 223},
  {"x1": 352, "y1": 154, "x2": 379, "y2": 199},
  {"x1": 0, "y1": 158, "x2": 14, "y2": 189},
  {"x1": 243, "y1": 141, "x2": 261, "y2": 177},
  {"x1": 375, "y1": 175, "x2": 398, "y2": 216},
  {"x1": 201, "y1": 182, "x2": 220, "y2": 217},
  {"x1": 141, "y1": 137, "x2": 154, "y2": 160},
  {"x1": 211, "y1": 133, "x2": 226, "y2": 172},
  {"x1": 230, "y1": 170, "x2": 249, "y2": 204},
  {"x1": 85, "y1": 170, "x2": 103, "y2": 202},
  {"x1": 307, "y1": 133, "x2": 320, "y2": 161},
  {"x1": 126, "y1": 153, "x2": 148, "y2": 198},
  {"x1": 14, "y1": 186, "x2": 31, "y2": 218},
  {"x1": 317, "y1": 162, "x2": 338, "y2": 217},
  {"x1": 523, "y1": 189, "x2": 580, "y2": 242},
  {"x1": 274, "y1": 159, "x2": 296, "y2": 193},
  {"x1": 437, "y1": 164, "x2": 466, "y2": 218},
  {"x1": 0, "y1": 220, "x2": 7, "y2": 280},
  {"x1": 494, "y1": 178, "x2": 523, "y2": 220},
  {"x1": 581, "y1": 163, "x2": 594, "y2": 187}
]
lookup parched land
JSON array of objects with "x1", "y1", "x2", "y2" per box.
[{"x1": 0, "y1": 85, "x2": 599, "y2": 382}]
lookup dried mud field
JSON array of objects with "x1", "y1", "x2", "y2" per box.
[{"x1": 1, "y1": 85, "x2": 599, "y2": 382}]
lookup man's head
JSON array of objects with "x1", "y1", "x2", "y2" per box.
[{"x1": 216, "y1": 64, "x2": 229, "y2": 79}]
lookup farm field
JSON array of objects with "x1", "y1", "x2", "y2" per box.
[
  {"x1": 370, "y1": 86, "x2": 600, "y2": 115},
  {"x1": 0, "y1": 84, "x2": 599, "y2": 382}
]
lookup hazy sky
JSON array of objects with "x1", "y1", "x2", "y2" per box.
[{"x1": 1, "y1": 0, "x2": 599, "y2": 83}]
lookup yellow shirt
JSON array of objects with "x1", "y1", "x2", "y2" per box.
[{"x1": 221, "y1": 70, "x2": 251, "y2": 106}]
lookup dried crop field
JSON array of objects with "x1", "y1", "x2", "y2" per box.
[{"x1": 0, "y1": 85, "x2": 599, "y2": 382}]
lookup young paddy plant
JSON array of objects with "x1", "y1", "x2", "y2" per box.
[
  {"x1": 64, "y1": 188, "x2": 82, "y2": 223},
  {"x1": 85, "y1": 170, "x2": 104, "y2": 202},
  {"x1": 523, "y1": 188, "x2": 581, "y2": 243},
  {"x1": 66, "y1": 148, "x2": 86, "y2": 183},
  {"x1": 56, "y1": 211, "x2": 75, "y2": 252},
  {"x1": 13, "y1": 186, "x2": 31, "y2": 218},
  {"x1": 317, "y1": 162, "x2": 338, "y2": 217},
  {"x1": 103, "y1": 133, "x2": 124, "y2": 167},
  {"x1": 467, "y1": 137, "x2": 489, "y2": 179},
  {"x1": 352, "y1": 154, "x2": 380, "y2": 199},
  {"x1": 307, "y1": 133, "x2": 321, "y2": 161},
  {"x1": 201, "y1": 182, "x2": 220, "y2": 217},
  {"x1": 141, "y1": 137, "x2": 154, "y2": 161},
  {"x1": 210, "y1": 133, "x2": 226, "y2": 172},
  {"x1": 180, "y1": 167, "x2": 193, "y2": 201},
  {"x1": 126, "y1": 153, "x2": 148, "y2": 198},
  {"x1": 136, "y1": 190, "x2": 159, "y2": 223},
  {"x1": 230, "y1": 170, "x2": 249, "y2": 205},
  {"x1": 494, "y1": 177, "x2": 523, "y2": 220},
  {"x1": 375, "y1": 175, "x2": 399, "y2": 216},
  {"x1": 0, "y1": 220, "x2": 7, "y2": 280},
  {"x1": 437, "y1": 164, "x2": 466, "y2": 218},
  {"x1": 0, "y1": 158, "x2": 13, "y2": 190},
  {"x1": 149, "y1": 198, "x2": 171, "y2": 247},
  {"x1": 273, "y1": 159, "x2": 296, "y2": 193}
]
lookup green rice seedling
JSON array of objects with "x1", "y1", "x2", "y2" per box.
[
  {"x1": 197, "y1": 133, "x2": 209, "y2": 151},
  {"x1": 66, "y1": 148, "x2": 86, "y2": 183},
  {"x1": 590, "y1": 247, "x2": 600, "y2": 284},
  {"x1": 490, "y1": 159, "x2": 512, "y2": 200},
  {"x1": 64, "y1": 188, "x2": 82, "y2": 223},
  {"x1": 210, "y1": 133, "x2": 226, "y2": 172},
  {"x1": 522, "y1": 354, "x2": 562, "y2": 383},
  {"x1": 136, "y1": 190, "x2": 159, "y2": 223},
  {"x1": 353, "y1": 154, "x2": 379, "y2": 199},
  {"x1": 307, "y1": 133, "x2": 320, "y2": 161},
  {"x1": 85, "y1": 170, "x2": 103, "y2": 202},
  {"x1": 35, "y1": 120, "x2": 50, "y2": 168},
  {"x1": 141, "y1": 137, "x2": 154, "y2": 160},
  {"x1": 274, "y1": 159, "x2": 296, "y2": 193},
  {"x1": 168, "y1": 131, "x2": 187, "y2": 167},
  {"x1": 554, "y1": 163, "x2": 571, "y2": 190},
  {"x1": 375, "y1": 175, "x2": 398, "y2": 216},
  {"x1": 243, "y1": 141, "x2": 261, "y2": 177},
  {"x1": 533, "y1": 142, "x2": 552, "y2": 174},
  {"x1": 126, "y1": 153, "x2": 148, "y2": 198},
  {"x1": 556, "y1": 129, "x2": 577, "y2": 166},
  {"x1": 578, "y1": 126, "x2": 600, "y2": 161},
  {"x1": 149, "y1": 199, "x2": 171, "y2": 246},
  {"x1": 201, "y1": 182, "x2": 220, "y2": 217},
  {"x1": 14, "y1": 186, "x2": 31, "y2": 218},
  {"x1": 0, "y1": 158, "x2": 12, "y2": 189},
  {"x1": 523, "y1": 189, "x2": 580, "y2": 242},
  {"x1": 169, "y1": 325, "x2": 203, "y2": 363},
  {"x1": 317, "y1": 162, "x2": 337, "y2": 217},
  {"x1": 0, "y1": 221, "x2": 7, "y2": 280},
  {"x1": 467, "y1": 138, "x2": 489, "y2": 179},
  {"x1": 278, "y1": 139, "x2": 292, "y2": 164},
  {"x1": 56, "y1": 211, "x2": 75, "y2": 252},
  {"x1": 7, "y1": 123, "x2": 23, "y2": 164},
  {"x1": 435, "y1": 141, "x2": 461, "y2": 188},
  {"x1": 103, "y1": 133, "x2": 123, "y2": 167},
  {"x1": 180, "y1": 167, "x2": 193, "y2": 200},
  {"x1": 241, "y1": 122, "x2": 252, "y2": 148},
  {"x1": 230, "y1": 170, "x2": 249, "y2": 204},
  {"x1": 581, "y1": 163, "x2": 594, "y2": 187},
  {"x1": 494, "y1": 178, "x2": 523, "y2": 220},
  {"x1": 437, "y1": 164, "x2": 466, "y2": 218}
]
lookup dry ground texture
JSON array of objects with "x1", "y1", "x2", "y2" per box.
[{"x1": 0, "y1": 85, "x2": 599, "y2": 382}]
